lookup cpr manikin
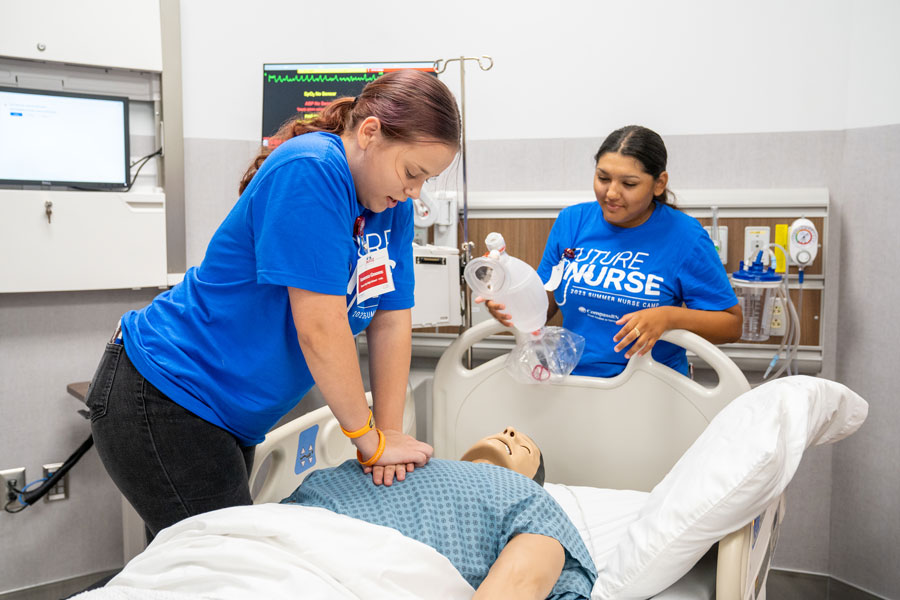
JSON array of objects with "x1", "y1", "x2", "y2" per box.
[
  {"x1": 461, "y1": 426, "x2": 545, "y2": 486},
  {"x1": 284, "y1": 427, "x2": 596, "y2": 599}
]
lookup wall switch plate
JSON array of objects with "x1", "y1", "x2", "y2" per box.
[
  {"x1": 703, "y1": 225, "x2": 728, "y2": 264},
  {"x1": 1, "y1": 468, "x2": 26, "y2": 503},
  {"x1": 42, "y1": 463, "x2": 68, "y2": 502},
  {"x1": 744, "y1": 226, "x2": 771, "y2": 265}
]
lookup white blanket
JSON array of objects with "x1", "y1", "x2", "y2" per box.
[{"x1": 73, "y1": 503, "x2": 474, "y2": 600}]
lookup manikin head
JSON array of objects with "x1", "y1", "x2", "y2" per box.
[{"x1": 460, "y1": 426, "x2": 545, "y2": 486}]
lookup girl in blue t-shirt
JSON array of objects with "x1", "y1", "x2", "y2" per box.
[
  {"x1": 86, "y1": 70, "x2": 459, "y2": 536},
  {"x1": 482, "y1": 126, "x2": 742, "y2": 377}
]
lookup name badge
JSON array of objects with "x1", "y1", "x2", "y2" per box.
[{"x1": 356, "y1": 248, "x2": 395, "y2": 303}]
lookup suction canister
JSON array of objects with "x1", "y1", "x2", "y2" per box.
[
  {"x1": 731, "y1": 252, "x2": 782, "y2": 341},
  {"x1": 464, "y1": 232, "x2": 548, "y2": 334}
]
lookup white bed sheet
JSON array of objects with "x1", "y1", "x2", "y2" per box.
[
  {"x1": 545, "y1": 483, "x2": 650, "y2": 566},
  {"x1": 73, "y1": 503, "x2": 474, "y2": 600}
]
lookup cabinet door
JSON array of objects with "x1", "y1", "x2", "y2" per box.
[
  {"x1": 0, "y1": 0, "x2": 162, "y2": 72},
  {"x1": 0, "y1": 190, "x2": 168, "y2": 293}
]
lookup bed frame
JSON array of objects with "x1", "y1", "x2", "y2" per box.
[{"x1": 249, "y1": 320, "x2": 784, "y2": 600}]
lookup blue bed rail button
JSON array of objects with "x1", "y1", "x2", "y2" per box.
[{"x1": 295, "y1": 424, "x2": 319, "y2": 475}]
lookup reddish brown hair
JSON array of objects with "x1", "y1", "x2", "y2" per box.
[{"x1": 240, "y1": 70, "x2": 460, "y2": 193}]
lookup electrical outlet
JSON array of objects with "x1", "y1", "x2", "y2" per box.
[
  {"x1": 770, "y1": 298, "x2": 787, "y2": 335},
  {"x1": 744, "y1": 226, "x2": 771, "y2": 265},
  {"x1": 771, "y1": 297, "x2": 785, "y2": 316},
  {"x1": 42, "y1": 463, "x2": 68, "y2": 502},
  {"x1": 703, "y1": 225, "x2": 729, "y2": 264},
  {"x1": 1, "y1": 468, "x2": 26, "y2": 504},
  {"x1": 770, "y1": 317, "x2": 786, "y2": 336}
]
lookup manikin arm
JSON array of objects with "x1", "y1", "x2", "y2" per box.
[{"x1": 474, "y1": 533, "x2": 565, "y2": 600}]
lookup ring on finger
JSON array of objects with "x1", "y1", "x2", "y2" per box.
[{"x1": 633, "y1": 327, "x2": 641, "y2": 337}]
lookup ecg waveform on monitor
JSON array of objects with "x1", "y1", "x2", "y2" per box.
[{"x1": 265, "y1": 73, "x2": 382, "y2": 84}]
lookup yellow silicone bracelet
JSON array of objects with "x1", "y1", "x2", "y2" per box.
[
  {"x1": 357, "y1": 428, "x2": 385, "y2": 467},
  {"x1": 341, "y1": 409, "x2": 375, "y2": 439}
]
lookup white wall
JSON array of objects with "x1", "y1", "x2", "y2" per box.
[{"x1": 180, "y1": 0, "x2": 900, "y2": 143}]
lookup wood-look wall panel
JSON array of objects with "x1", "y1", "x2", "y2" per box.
[{"x1": 464, "y1": 218, "x2": 556, "y2": 269}]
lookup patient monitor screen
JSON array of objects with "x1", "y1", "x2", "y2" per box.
[
  {"x1": 0, "y1": 86, "x2": 129, "y2": 188},
  {"x1": 261, "y1": 61, "x2": 437, "y2": 148}
]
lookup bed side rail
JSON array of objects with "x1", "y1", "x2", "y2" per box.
[
  {"x1": 716, "y1": 494, "x2": 786, "y2": 600},
  {"x1": 250, "y1": 387, "x2": 415, "y2": 504}
]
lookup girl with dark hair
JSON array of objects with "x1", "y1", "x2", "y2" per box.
[
  {"x1": 86, "y1": 70, "x2": 460, "y2": 536},
  {"x1": 483, "y1": 125, "x2": 741, "y2": 378}
]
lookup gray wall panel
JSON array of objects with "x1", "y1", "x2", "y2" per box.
[
  {"x1": 0, "y1": 289, "x2": 161, "y2": 591},
  {"x1": 183, "y1": 138, "x2": 257, "y2": 268},
  {"x1": 830, "y1": 125, "x2": 900, "y2": 599}
]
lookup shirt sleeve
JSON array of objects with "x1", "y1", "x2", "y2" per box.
[
  {"x1": 676, "y1": 231, "x2": 739, "y2": 310},
  {"x1": 251, "y1": 155, "x2": 355, "y2": 294},
  {"x1": 375, "y1": 200, "x2": 415, "y2": 311}
]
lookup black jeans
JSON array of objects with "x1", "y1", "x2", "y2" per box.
[{"x1": 86, "y1": 342, "x2": 255, "y2": 536}]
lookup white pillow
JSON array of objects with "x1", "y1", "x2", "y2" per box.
[{"x1": 592, "y1": 375, "x2": 868, "y2": 600}]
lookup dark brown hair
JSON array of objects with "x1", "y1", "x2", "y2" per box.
[
  {"x1": 594, "y1": 125, "x2": 675, "y2": 207},
  {"x1": 240, "y1": 70, "x2": 460, "y2": 193}
]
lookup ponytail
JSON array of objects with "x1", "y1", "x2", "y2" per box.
[
  {"x1": 239, "y1": 97, "x2": 357, "y2": 194},
  {"x1": 239, "y1": 70, "x2": 460, "y2": 195}
]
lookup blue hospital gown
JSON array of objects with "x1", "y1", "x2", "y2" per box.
[{"x1": 282, "y1": 459, "x2": 596, "y2": 599}]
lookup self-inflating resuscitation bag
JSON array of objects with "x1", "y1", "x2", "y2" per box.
[{"x1": 464, "y1": 233, "x2": 584, "y2": 384}]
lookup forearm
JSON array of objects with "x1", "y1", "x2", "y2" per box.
[
  {"x1": 665, "y1": 305, "x2": 742, "y2": 344},
  {"x1": 366, "y1": 309, "x2": 412, "y2": 431},
  {"x1": 546, "y1": 291, "x2": 559, "y2": 321},
  {"x1": 289, "y1": 287, "x2": 379, "y2": 457},
  {"x1": 474, "y1": 533, "x2": 564, "y2": 600}
]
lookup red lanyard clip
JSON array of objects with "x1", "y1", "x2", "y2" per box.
[{"x1": 353, "y1": 216, "x2": 365, "y2": 238}]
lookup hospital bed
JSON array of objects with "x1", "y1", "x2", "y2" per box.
[
  {"x1": 77, "y1": 321, "x2": 867, "y2": 600},
  {"x1": 247, "y1": 320, "x2": 774, "y2": 599}
]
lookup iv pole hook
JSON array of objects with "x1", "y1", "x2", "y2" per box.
[{"x1": 433, "y1": 55, "x2": 494, "y2": 74}]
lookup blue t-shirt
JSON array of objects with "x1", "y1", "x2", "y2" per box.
[
  {"x1": 537, "y1": 201, "x2": 736, "y2": 377},
  {"x1": 283, "y1": 459, "x2": 597, "y2": 599},
  {"x1": 121, "y1": 132, "x2": 415, "y2": 445}
]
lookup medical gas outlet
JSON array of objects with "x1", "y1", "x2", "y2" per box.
[
  {"x1": 744, "y1": 226, "x2": 771, "y2": 265},
  {"x1": 789, "y1": 218, "x2": 819, "y2": 267}
]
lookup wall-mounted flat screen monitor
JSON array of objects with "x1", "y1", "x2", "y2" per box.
[
  {"x1": 0, "y1": 86, "x2": 130, "y2": 188},
  {"x1": 261, "y1": 61, "x2": 437, "y2": 149}
]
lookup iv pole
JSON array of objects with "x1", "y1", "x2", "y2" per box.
[{"x1": 433, "y1": 55, "x2": 493, "y2": 368}]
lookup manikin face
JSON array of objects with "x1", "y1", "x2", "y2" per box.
[
  {"x1": 344, "y1": 116, "x2": 457, "y2": 213},
  {"x1": 460, "y1": 426, "x2": 541, "y2": 479},
  {"x1": 593, "y1": 151, "x2": 668, "y2": 228}
]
